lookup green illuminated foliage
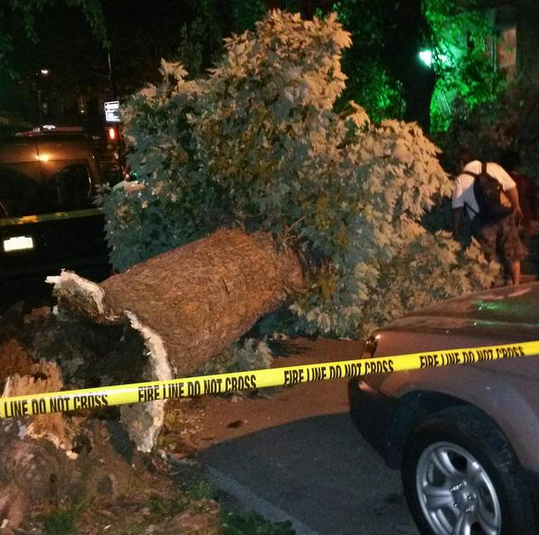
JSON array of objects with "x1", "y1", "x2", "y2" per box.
[
  {"x1": 339, "y1": 58, "x2": 406, "y2": 123},
  {"x1": 424, "y1": 0, "x2": 504, "y2": 131},
  {"x1": 100, "y1": 11, "x2": 496, "y2": 337},
  {"x1": 440, "y1": 76, "x2": 539, "y2": 176},
  {"x1": 334, "y1": 0, "x2": 407, "y2": 122},
  {"x1": 333, "y1": 0, "x2": 503, "y2": 131}
]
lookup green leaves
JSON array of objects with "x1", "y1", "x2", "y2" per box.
[{"x1": 423, "y1": 0, "x2": 505, "y2": 132}]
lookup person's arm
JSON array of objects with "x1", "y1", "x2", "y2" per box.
[
  {"x1": 506, "y1": 186, "x2": 524, "y2": 223},
  {"x1": 452, "y1": 207, "x2": 464, "y2": 241},
  {"x1": 493, "y1": 163, "x2": 523, "y2": 222}
]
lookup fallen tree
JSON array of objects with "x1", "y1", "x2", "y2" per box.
[
  {"x1": 0, "y1": 10, "x2": 497, "y2": 528},
  {"x1": 49, "y1": 5, "x2": 495, "y2": 464},
  {"x1": 0, "y1": 228, "x2": 302, "y2": 526}
]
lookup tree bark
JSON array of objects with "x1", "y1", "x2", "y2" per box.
[
  {"x1": 49, "y1": 229, "x2": 304, "y2": 451},
  {"x1": 100, "y1": 228, "x2": 304, "y2": 374}
]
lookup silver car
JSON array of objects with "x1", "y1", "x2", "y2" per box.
[{"x1": 349, "y1": 282, "x2": 539, "y2": 535}]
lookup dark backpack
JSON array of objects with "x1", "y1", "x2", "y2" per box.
[{"x1": 464, "y1": 162, "x2": 513, "y2": 221}]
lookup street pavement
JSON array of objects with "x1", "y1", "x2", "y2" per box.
[{"x1": 193, "y1": 338, "x2": 420, "y2": 535}]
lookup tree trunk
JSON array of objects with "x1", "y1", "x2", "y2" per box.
[
  {"x1": 382, "y1": 0, "x2": 437, "y2": 132},
  {"x1": 49, "y1": 228, "x2": 304, "y2": 451}
]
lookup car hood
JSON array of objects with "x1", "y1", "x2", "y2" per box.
[
  {"x1": 390, "y1": 282, "x2": 539, "y2": 334},
  {"x1": 381, "y1": 282, "x2": 539, "y2": 380}
]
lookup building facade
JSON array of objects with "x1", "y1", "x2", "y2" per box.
[{"x1": 488, "y1": 0, "x2": 539, "y2": 80}]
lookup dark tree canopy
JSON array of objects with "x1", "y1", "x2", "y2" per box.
[
  {"x1": 0, "y1": 0, "x2": 267, "y2": 127},
  {"x1": 0, "y1": 0, "x2": 107, "y2": 76}
]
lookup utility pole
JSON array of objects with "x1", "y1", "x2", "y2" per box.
[
  {"x1": 107, "y1": 49, "x2": 116, "y2": 100},
  {"x1": 36, "y1": 68, "x2": 49, "y2": 126},
  {"x1": 37, "y1": 89, "x2": 43, "y2": 125}
]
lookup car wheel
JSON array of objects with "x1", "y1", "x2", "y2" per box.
[{"x1": 402, "y1": 406, "x2": 536, "y2": 535}]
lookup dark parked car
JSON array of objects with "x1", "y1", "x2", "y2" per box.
[
  {"x1": 349, "y1": 282, "x2": 539, "y2": 535},
  {"x1": 0, "y1": 127, "x2": 109, "y2": 278}
]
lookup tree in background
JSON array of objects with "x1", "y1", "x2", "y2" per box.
[
  {"x1": 174, "y1": 0, "x2": 267, "y2": 78},
  {"x1": 100, "y1": 11, "x2": 496, "y2": 339},
  {"x1": 0, "y1": 0, "x2": 506, "y2": 134},
  {"x1": 0, "y1": 0, "x2": 106, "y2": 77},
  {"x1": 335, "y1": 0, "x2": 434, "y2": 129},
  {"x1": 440, "y1": 76, "x2": 539, "y2": 176},
  {"x1": 0, "y1": 0, "x2": 108, "y2": 129},
  {"x1": 331, "y1": 0, "x2": 503, "y2": 133},
  {"x1": 0, "y1": 0, "x2": 268, "y2": 127},
  {"x1": 424, "y1": 0, "x2": 505, "y2": 133}
]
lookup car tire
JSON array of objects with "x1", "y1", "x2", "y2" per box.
[{"x1": 401, "y1": 406, "x2": 536, "y2": 535}]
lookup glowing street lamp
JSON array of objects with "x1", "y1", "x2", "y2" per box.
[
  {"x1": 419, "y1": 49, "x2": 451, "y2": 69},
  {"x1": 419, "y1": 49, "x2": 433, "y2": 67}
]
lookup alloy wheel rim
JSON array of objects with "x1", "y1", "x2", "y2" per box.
[{"x1": 415, "y1": 441, "x2": 501, "y2": 535}]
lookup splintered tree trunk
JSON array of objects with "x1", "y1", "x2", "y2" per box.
[{"x1": 49, "y1": 229, "x2": 304, "y2": 451}]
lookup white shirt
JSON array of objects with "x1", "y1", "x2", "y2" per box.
[{"x1": 452, "y1": 160, "x2": 516, "y2": 220}]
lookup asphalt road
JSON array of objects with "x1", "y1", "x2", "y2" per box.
[
  {"x1": 202, "y1": 414, "x2": 418, "y2": 535},
  {"x1": 194, "y1": 339, "x2": 420, "y2": 535}
]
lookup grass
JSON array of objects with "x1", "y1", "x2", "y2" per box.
[
  {"x1": 148, "y1": 493, "x2": 188, "y2": 518},
  {"x1": 39, "y1": 499, "x2": 92, "y2": 535},
  {"x1": 108, "y1": 520, "x2": 147, "y2": 535},
  {"x1": 185, "y1": 480, "x2": 219, "y2": 501},
  {"x1": 36, "y1": 472, "x2": 295, "y2": 535},
  {"x1": 220, "y1": 510, "x2": 295, "y2": 535}
]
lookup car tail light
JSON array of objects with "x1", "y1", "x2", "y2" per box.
[{"x1": 107, "y1": 126, "x2": 118, "y2": 143}]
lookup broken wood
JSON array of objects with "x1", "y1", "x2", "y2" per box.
[
  {"x1": 0, "y1": 228, "x2": 303, "y2": 527},
  {"x1": 0, "y1": 358, "x2": 161, "y2": 530},
  {"x1": 48, "y1": 229, "x2": 304, "y2": 451}
]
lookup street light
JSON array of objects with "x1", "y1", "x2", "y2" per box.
[
  {"x1": 419, "y1": 49, "x2": 433, "y2": 67},
  {"x1": 418, "y1": 49, "x2": 450, "y2": 69}
]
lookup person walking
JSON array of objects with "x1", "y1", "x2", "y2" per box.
[{"x1": 452, "y1": 154, "x2": 526, "y2": 285}]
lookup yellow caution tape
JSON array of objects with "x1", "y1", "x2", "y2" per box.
[
  {"x1": 0, "y1": 207, "x2": 103, "y2": 227},
  {"x1": 1, "y1": 340, "x2": 537, "y2": 418}
]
